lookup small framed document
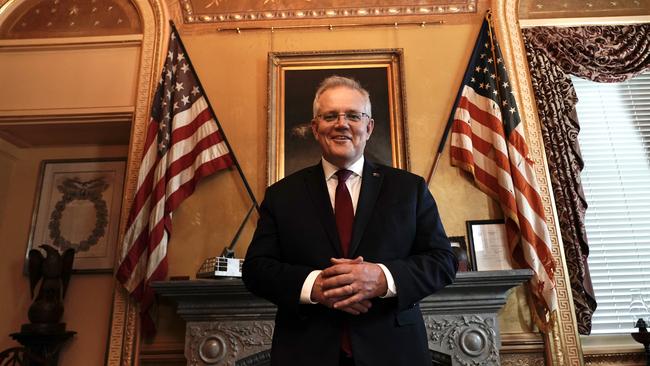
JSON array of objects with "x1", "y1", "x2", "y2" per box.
[{"x1": 466, "y1": 219, "x2": 512, "y2": 271}]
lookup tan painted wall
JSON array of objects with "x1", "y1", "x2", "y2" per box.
[
  {"x1": 0, "y1": 43, "x2": 140, "y2": 112},
  {"x1": 0, "y1": 140, "x2": 128, "y2": 365}
]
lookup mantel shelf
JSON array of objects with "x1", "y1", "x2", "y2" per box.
[{"x1": 152, "y1": 269, "x2": 532, "y2": 322}]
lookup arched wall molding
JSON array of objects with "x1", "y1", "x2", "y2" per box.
[
  {"x1": 0, "y1": 0, "x2": 165, "y2": 363},
  {"x1": 106, "y1": 1, "x2": 168, "y2": 365},
  {"x1": 490, "y1": 0, "x2": 583, "y2": 365}
]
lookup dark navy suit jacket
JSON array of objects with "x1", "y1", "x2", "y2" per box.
[{"x1": 242, "y1": 160, "x2": 457, "y2": 366}]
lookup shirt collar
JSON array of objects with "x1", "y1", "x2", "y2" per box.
[{"x1": 322, "y1": 156, "x2": 365, "y2": 180}]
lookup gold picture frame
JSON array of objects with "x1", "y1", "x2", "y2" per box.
[
  {"x1": 25, "y1": 158, "x2": 127, "y2": 274},
  {"x1": 267, "y1": 49, "x2": 410, "y2": 185}
]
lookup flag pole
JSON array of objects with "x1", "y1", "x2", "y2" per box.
[
  {"x1": 426, "y1": 10, "x2": 494, "y2": 186},
  {"x1": 169, "y1": 20, "x2": 259, "y2": 212},
  {"x1": 220, "y1": 202, "x2": 256, "y2": 257},
  {"x1": 426, "y1": 116, "x2": 454, "y2": 184},
  {"x1": 426, "y1": 60, "x2": 470, "y2": 185}
]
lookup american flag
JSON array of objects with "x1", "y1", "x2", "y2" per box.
[
  {"x1": 449, "y1": 15, "x2": 557, "y2": 328},
  {"x1": 116, "y1": 26, "x2": 234, "y2": 333}
]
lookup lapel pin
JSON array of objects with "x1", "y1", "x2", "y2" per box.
[{"x1": 372, "y1": 172, "x2": 380, "y2": 177}]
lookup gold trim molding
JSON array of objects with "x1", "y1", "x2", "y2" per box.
[
  {"x1": 179, "y1": 0, "x2": 477, "y2": 26},
  {"x1": 106, "y1": 1, "x2": 168, "y2": 365},
  {"x1": 490, "y1": 0, "x2": 583, "y2": 364},
  {"x1": 501, "y1": 331, "x2": 545, "y2": 353},
  {"x1": 520, "y1": 15, "x2": 650, "y2": 27},
  {"x1": 0, "y1": 34, "x2": 143, "y2": 50},
  {"x1": 502, "y1": 353, "x2": 546, "y2": 366},
  {"x1": 518, "y1": 0, "x2": 649, "y2": 20},
  {"x1": 584, "y1": 352, "x2": 645, "y2": 366}
]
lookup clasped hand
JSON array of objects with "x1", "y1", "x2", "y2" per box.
[{"x1": 310, "y1": 256, "x2": 388, "y2": 315}]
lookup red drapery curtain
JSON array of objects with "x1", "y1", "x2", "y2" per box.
[{"x1": 522, "y1": 24, "x2": 650, "y2": 334}]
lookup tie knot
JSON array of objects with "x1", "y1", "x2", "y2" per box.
[{"x1": 335, "y1": 169, "x2": 353, "y2": 183}]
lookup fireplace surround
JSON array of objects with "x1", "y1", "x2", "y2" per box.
[{"x1": 152, "y1": 269, "x2": 531, "y2": 366}]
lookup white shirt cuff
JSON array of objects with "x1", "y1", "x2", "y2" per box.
[
  {"x1": 299, "y1": 270, "x2": 322, "y2": 304},
  {"x1": 377, "y1": 263, "x2": 397, "y2": 298}
]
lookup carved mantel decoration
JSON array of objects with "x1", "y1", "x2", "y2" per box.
[{"x1": 153, "y1": 270, "x2": 532, "y2": 366}]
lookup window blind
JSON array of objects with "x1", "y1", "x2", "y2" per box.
[{"x1": 573, "y1": 72, "x2": 650, "y2": 334}]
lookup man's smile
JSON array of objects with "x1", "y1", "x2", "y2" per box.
[{"x1": 330, "y1": 135, "x2": 352, "y2": 142}]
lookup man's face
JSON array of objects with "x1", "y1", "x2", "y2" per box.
[{"x1": 311, "y1": 86, "x2": 374, "y2": 168}]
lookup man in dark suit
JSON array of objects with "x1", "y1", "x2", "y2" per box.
[{"x1": 242, "y1": 76, "x2": 457, "y2": 366}]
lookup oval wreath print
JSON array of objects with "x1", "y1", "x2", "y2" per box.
[{"x1": 48, "y1": 177, "x2": 109, "y2": 252}]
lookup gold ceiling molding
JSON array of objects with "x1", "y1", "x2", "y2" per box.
[
  {"x1": 179, "y1": 0, "x2": 478, "y2": 27},
  {"x1": 519, "y1": 0, "x2": 650, "y2": 20}
]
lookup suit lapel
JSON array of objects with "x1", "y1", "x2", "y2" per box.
[
  {"x1": 349, "y1": 161, "x2": 383, "y2": 257},
  {"x1": 304, "y1": 163, "x2": 343, "y2": 257}
]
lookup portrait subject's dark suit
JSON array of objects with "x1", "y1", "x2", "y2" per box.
[{"x1": 242, "y1": 160, "x2": 457, "y2": 366}]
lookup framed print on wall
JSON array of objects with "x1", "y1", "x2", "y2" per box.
[
  {"x1": 267, "y1": 49, "x2": 409, "y2": 185},
  {"x1": 25, "y1": 158, "x2": 127, "y2": 274},
  {"x1": 466, "y1": 219, "x2": 512, "y2": 271}
]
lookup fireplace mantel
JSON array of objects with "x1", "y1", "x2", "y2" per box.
[{"x1": 153, "y1": 269, "x2": 532, "y2": 365}]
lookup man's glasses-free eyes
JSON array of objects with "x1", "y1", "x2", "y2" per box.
[{"x1": 317, "y1": 112, "x2": 370, "y2": 123}]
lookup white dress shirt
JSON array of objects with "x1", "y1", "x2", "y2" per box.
[{"x1": 299, "y1": 156, "x2": 397, "y2": 304}]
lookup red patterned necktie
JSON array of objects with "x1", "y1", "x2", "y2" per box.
[
  {"x1": 335, "y1": 169, "x2": 354, "y2": 257},
  {"x1": 334, "y1": 169, "x2": 354, "y2": 356}
]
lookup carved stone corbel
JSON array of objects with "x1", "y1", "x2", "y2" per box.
[
  {"x1": 186, "y1": 321, "x2": 273, "y2": 366},
  {"x1": 426, "y1": 314, "x2": 500, "y2": 365}
]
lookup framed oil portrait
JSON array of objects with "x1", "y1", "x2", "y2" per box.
[
  {"x1": 25, "y1": 158, "x2": 126, "y2": 274},
  {"x1": 267, "y1": 49, "x2": 409, "y2": 185},
  {"x1": 466, "y1": 219, "x2": 512, "y2": 271}
]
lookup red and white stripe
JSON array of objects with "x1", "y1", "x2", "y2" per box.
[
  {"x1": 450, "y1": 85, "x2": 557, "y2": 316},
  {"x1": 116, "y1": 95, "x2": 233, "y2": 319}
]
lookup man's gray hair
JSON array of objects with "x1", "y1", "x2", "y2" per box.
[{"x1": 312, "y1": 75, "x2": 372, "y2": 118}]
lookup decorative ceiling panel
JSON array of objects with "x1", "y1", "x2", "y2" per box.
[
  {"x1": 180, "y1": 0, "x2": 478, "y2": 27},
  {"x1": 0, "y1": 0, "x2": 141, "y2": 39},
  {"x1": 519, "y1": 0, "x2": 649, "y2": 19}
]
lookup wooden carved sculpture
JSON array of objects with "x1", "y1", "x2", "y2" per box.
[{"x1": 24, "y1": 245, "x2": 74, "y2": 333}]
